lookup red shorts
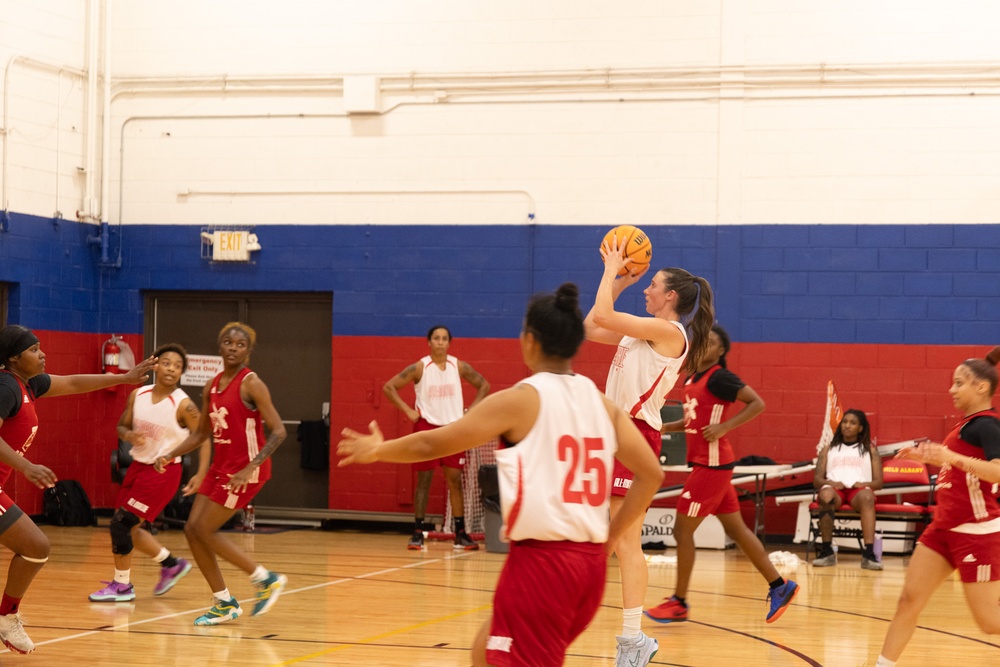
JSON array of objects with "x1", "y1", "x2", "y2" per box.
[
  {"x1": 677, "y1": 465, "x2": 740, "y2": 517},
  {"x1": 0, "y1": 487, "x2": 24, "y2": 535},
  {"x1": 820, "y1": 485, "x2": 867, "y2": 507},
  {"x1": 918, "y1": 522, "x2": 1000, "y2": 583},
  {"x1": 486, "y1": 539, "x2": 606, "y2": 667},
  {"x1": 410, "y1": 418, "x2": 466, "y2": 472},
  {"x1": 611, "y1": 418, "x2": 661, "y2": 497},
  {"x1": 198, "y1": 467, "x2": 266, "y2": 511},
  {"x1": 115, "y1": 459, "x2": 183, "y2": 522}
]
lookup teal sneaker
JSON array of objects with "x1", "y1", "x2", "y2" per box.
[
  {"x1": 251, "y1": 571, "x2": 287, "y2": 616},
  {"x1": 194, "y1": 598, "x2": 243, "y2": 626}
]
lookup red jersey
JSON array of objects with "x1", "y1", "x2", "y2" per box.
[
  {"x1": 682, "y1": 365, "x2": 740, "y2": 468},
  {"x1": 208, "y1": 368, "x2": 271, "y2": 484},
  {"x1": 934, "y1": 409, "x2": 1000, "y2": 531},
  {"x1": 0, "y1": 371, "x2": 46, "y2": 488}
]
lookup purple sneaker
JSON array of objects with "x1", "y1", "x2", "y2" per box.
[
  {"x1": 153, "y1": 558, "x2": 193, "y2": 596},
  {"x1": 89, "y1": 581, "x2": 136, "y2": 602}
]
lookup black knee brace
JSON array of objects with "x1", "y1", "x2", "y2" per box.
[
  {"x1": 816, "y1": 507, "x2": 836, "y2": 522},
  {"x1": 110, "y1": 508, "x2": 141, "y2": 555}
]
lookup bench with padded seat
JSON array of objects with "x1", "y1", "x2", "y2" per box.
[{"x1": 807, "y1": 459, "x2": 935, "y2": 556}]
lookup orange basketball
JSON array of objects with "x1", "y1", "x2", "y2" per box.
[{"x1": 601, "y1": 225, "x2": 652, "y2": 276}]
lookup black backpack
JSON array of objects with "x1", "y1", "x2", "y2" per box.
[{"x1": 43, "y1": 480, "x2": 97, "y2": 527}]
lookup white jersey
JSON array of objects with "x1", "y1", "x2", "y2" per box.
[
  {"x1": 604, "y1": 320, "x2": 688, "y2": 430},
  {"x1": 128, "y1": 386, "x2": 191, "y2": 464},
  {"x1": 495, "y1": 372, "x2": 617, "y2": 543},
  {"x1": 414, "y1": 355, "x2": 464, "y2": 426},
  {"x1": 824, "y1": 443, "x2": 873, "y2": 489}
]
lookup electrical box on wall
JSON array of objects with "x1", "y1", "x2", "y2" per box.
[{"x1": 343, "y1": 76, "x2": 381, "y2": 114}]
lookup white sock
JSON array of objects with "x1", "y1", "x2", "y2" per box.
[
  {"x1": 250, "y1": 565, "x2": 269, "y2": 583},
  {"x1": 621, "y1": 607, "x2": 642, "y2": 638},
  {"x1": 213, "y1": 588, "x2": 232, "y2": 603},
  {"x1": 153, "y1": 547, "x2": 170, "y2": 564},
  {"x1": 114, "y1": 569, "x2": 130, "y2": 585},
  {"x1": 875, "y1": 656, "x2": 897, "y2": 667}
]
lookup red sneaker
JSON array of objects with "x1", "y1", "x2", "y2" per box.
[{"x1": 644, "y1": 595, "x2": 688, "y2": 623}]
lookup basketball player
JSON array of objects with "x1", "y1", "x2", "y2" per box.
[
  {"x1": 155, "y1": 322, "x2": 288, "y2": 626},
  {"x1": 0, "y1": 325, "x2": 156, "y2": 653},
  {"x1": 339, "y1": 283, "x2": 664, "y2": 667},
  {"x1": 644, "y1": 324, "x2": 799, "y2": 625},
  {"x1": 383, "y1": 325, "x2": 490, "y2": 550},
  {"x1": 89, "y1": 343, "x2": 210, "y2": 603},
  {"x1": 584, "y1": 235, "x2": 715, "y2": 666},
  {"x1": 876, "y1": 347, "x2": 1000, "y2": 667},
  {"x1": 812, "y1": 409, "x2": 884, "y2": 569}
]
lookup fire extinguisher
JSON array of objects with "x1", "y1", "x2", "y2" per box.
[{"x1": 102, "y1": 335, "x2": 122, "y2": 374}]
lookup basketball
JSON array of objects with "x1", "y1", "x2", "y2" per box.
[{"x1": 601, "y1": 225, "x2": 652, "y2": 276}]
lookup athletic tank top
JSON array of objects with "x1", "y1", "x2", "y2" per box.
[
  {"x1": 824, "y1": 443, "x2": 873, "y2": 489},
  {"x1": 682, "y1": 366, "x2": 736, "y2": 468},
  {"x1": 604, "y1": 321, "x2": 688, "y2": 430},
  {"x1": 413, "y1": 354, "x2": 464, "y2": 426},
  {"x1": 208, "y1": 367, "x2": 271, "y2": 484},
  {"x1": 495, "y1": 372, "x2": 617, "y2": 543},
  {"x1": 0, "y1": 371, "x2": 42, "y2": 487},
  {"x1": 128, "y1": 386, "x2": 192, "y2": 464},
  {"x1": 934, "y1": 410, "x2": 1000, "y2": 531}
]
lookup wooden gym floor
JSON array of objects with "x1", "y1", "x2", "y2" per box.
[{"x1": 4, "y1": 523, "x2": 997, "y2": 665}]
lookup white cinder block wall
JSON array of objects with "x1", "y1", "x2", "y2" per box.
[{"x1": 3, "y1": 0, "x2": 1000, "y2": 227}]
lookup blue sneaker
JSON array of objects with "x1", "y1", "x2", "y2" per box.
[
  {"x1": 251, "y1": 571, "x2": 288, "y2": 616},
  {"x1": 765, "y1": 579, "x2": 799, "y2": 623},
  {"x1": 194, "y1": 598, "x2": 242, "y2": 626}
]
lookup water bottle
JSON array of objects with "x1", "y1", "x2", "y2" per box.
[
  {"x1": 243, "y1": 504, "x2": 255, "y2": 532},
  {"x1": 874, "y1": 532, "x2": 883, "y2": 560}
]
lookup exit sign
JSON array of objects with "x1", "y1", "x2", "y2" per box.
[{"x1": 212, "y1": 231, "x2": 249, "y2": 261}]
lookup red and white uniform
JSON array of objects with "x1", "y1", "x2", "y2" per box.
[
  {"x1": 919, "y1": 410, "x2": 1000, "y2": 583},
  {"x1": 604, "y1": 321, "x2": 688, "y2": 431},
  {"x1": 933, "y1": 411, "x2": 1000, "y2": 531},
  {"x1": 487, "y1": 372, "x2": 615, "y2": 667},
  {"x1": 677, "y1": 365, "x2": 745, "y2": 517},
  {"x1": 198, "y1": 367, "x2": 270, "y2": 510},
  {"x1": 127, "y1": 387, "x2": 190, "y2": 463},
  {"x1": 823, "y1": 443, "x2": 873, "y2": 490},
  {"x1": 683, "y1": 366, "x2": 736, "y2": 468},
  {"x1": 495, "y1": 372, "x2": 617, "y2": 543},
  {"x1": 116, "y1": 386, "x2": 190, "y2": 521},
  {"x1": 414, "y1": 354, "x2": 464, "y2": 426}
]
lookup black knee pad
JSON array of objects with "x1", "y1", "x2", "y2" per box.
[
  {"x1": 110, "y1": 508, "x2": 141, "y2": 555},
  {"x1": 816, "y1": 507, "x2": 836, "y2": 522}
]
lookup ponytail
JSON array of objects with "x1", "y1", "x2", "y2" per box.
[{"x1": 662, "y1": 268, "x2": 715, "y2": 373}]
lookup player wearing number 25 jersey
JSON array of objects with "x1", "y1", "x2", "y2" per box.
[{"x1": 338, "y1": 283, "x2": 663, "y2": 667}]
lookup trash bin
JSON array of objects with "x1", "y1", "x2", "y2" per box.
[
  {"x1": 478, "y1": 464, "x2": 510, "y2": 554},
  {"x1": 659, "y1": 400, "x2": 686, "y2": 465}
]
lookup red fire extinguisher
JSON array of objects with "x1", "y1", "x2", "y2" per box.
[{"x1": 102, "y1": 335, "x2": 122, "y2": 374}]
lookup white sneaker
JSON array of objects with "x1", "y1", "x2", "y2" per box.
[
  {"x1": 615, "y1": 631, "x2": 658, "y2": 667},
  {"x1": 0, "y1": 612, "x2": 35, "y2": 654}
]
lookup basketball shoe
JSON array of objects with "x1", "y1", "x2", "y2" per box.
[
  {"x1": 252, "y1": 571, "x2": 288, "y2": 616},
  {"x1": 0, "y1": 613, "x2": 34, "y2": 654},
  {"x1": 407, "y1": 531, "x2": 425, "y2": 550},
  {"x1": 89, "y1": 581, "x2": 136, "y2": 602},
  {"x1": 614, "y1": 631, "x2": 658, "y2": 667},
  {"x1": 153, "y1": 558, "x2": 192, "y2": 596},
  {"x1": 644, "y1": 595, "x2": 688, "y2": 623},
  {"x1": 453, "y1": 531, "x2": 480, "y2": 551},
  {"x1": 765, "y1": 580, "x2": 799, "y2": 623},
  {"x1": 194, "y1": 598, "x2": 243, "y2": 626}
]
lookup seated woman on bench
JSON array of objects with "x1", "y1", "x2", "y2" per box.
[{"x1": 813, "y1": 409, "x2": 884, "y2": 570}]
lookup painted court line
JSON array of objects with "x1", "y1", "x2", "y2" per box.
[{"x1": 33, "y1": 550, "x2": 480, "y2": 650}]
